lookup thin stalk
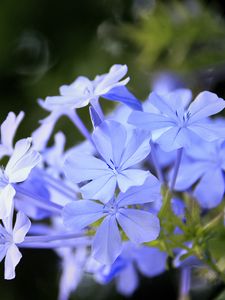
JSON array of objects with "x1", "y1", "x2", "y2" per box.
[
  {"x1": 68, "y1": 110, "x2": 92, "y2": 142},
  {"x1": 43, "y1": 177, "x2": 77, "y2": 201},
  {"x1": 15, "y1": 186, "x2": 62, "y2": 214},
  {"x1": 24, "y1": 232, "x2": 86, "y2": 243},
  {"x1": 20, "y1": 238, "x2": 92, "y2": 249},
  {"x1": 178, "y1": 268, "x2": 191, "y2": 300},
  {"x1": 41, "y1": 171, "x2": 79, "y2": 196}
]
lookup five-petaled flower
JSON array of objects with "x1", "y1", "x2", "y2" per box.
[
  {"x1": 129, "y1": 89, "x2": 225, "y2": 151},
  {"x1": 64, "y1": 120, "x2": 152, "y2": 202},
  {"x1": 63, "y1": 176, "x2": 161, "y2": 264}
]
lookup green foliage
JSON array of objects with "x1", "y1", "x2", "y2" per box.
[
  {"x1": 120, "y1": 1, "x2": 225, "y2": 73},
  {"x1": 153, "y1": 187, "x2": 225, "y2": 283}
]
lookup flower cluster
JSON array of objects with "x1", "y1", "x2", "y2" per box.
[{"x1": 1, "y1": 64, "x2": 225, "y2": 299}]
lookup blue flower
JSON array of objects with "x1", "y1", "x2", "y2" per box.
[
  {"x1": 0, "y1": 211, "x2": 31, "y2": 279},
  {"x1": 0, "y1": 111, "x2": 24, "y2": 159},
  {"x1": 64, "y1": 120, "x2": 151, "y2": 202},
  {"x1": 45, "y1": 64, "x2": 141, "y2": 111},
  {"x1": 0, "y1": 138, "x2": 41, "y2": 219},
  {"x1": 57, "y1": 247, "x2": 86, "y2": 300},
  {"x1": 89, "y1": 242, "x2": 167, "y2": 296},
  {"x1": 175, "y1": 139, "x2": 225, "y2": 208},
  {"x1": 63, "y1": 177, "x2": 161, "y2": 265},
  {"x1": 128, "y1": 90, "x2": 225, "y2": 151}
]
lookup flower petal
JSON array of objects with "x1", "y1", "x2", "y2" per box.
[
  {"x1": 149, "y1": 90, "x2": 192, "y2": 117},
  {"x1": 188, "y1": 91, "x2": 225, "y2": 122},
  {"x1": 13, "y1": 211, "x2": 31, "y2": 244},
  {"x1": 194, "y1": 168, "x2": 225, "y2": 208},
  {"x1": 117, "y1": 175, "x2": 161, "y2": 207},
  {"x1": 117, "y1": 169, "x2": 149, "y2": 193},
  {"x1": 95, "y1": 64, "x2": 129, "y2": 95},
  {"x1": 81, "y1": 174, "x2": 117, "y2": 203},
  {"x1": 0, "y1": 111, "x2": 24, "y2": 155},
  {"x1": 5, "y1": 138, "x2": 41, "y2": 183},
  {"x1": 104, "y1": 86, "x2": 142, "y2": 111},
  {"x1": 64, "y1": 153, "x2": 111, "y2": 183},
  {"x1": 120, "y1": 129, "x2": 151, "y2": 170},
  {"x1": 117, "y1": 208, "x2": 160, "y2": 244},
  {"x1": 4, "y1": 244, "x2": 22, "y2": 280},
  {"x1": 116, "y1": 263, "x2": 138, "y2": 296},
  {"x1": 0, "y1": 184, "x2": 15, "y2": 219},
  {"x1": 63, "y1": 200, "x2": 105, "y2": 230},
  {"x1": 92, "y1": 215, "x2": 122, "y2": 265},
  {"x1": 135, "y1": 246, "x2": 167, "y2": 277},
  {"x1": 128, "y1": 111, "x2": 175, "y2": 131},
  {"x1": 175, "y1": 162, "x2": 209, "y2": 191},
  {"x1": 189, "y1": 121, "x2": 225, "y2": 142},
  {"x1": 92, "y1": 120, "x2": 127, "y2": 167}
]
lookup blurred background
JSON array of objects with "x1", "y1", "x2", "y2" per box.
[{"x1": 1, "y1": 0, "x2": 225, "y2": 299}]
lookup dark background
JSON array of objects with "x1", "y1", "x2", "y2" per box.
[{"x1": 1, "y1": 0, "x2": 225, "y2": 299}]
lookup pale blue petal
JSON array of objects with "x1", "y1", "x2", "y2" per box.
[
  {"x1": 116, "y1": 263, "x2": 138, "y2": 296},
  {"x1": 13, "y1": 211, "x2": 31, "y2": 244},
  {"x1": 156, "y1": 127, "x2": 197, "y2": 151},
  {"x1": 120, "y1": 129, "x2": 151, "y2": 169},
  {"x1": 60, "y1": 76, "x2": 93, "y2": 97},
  {"x1": 194, "y1": 169, "x2": 225, "y2": 208},
  {"x1": 95, "y1": 64, "x2": 129, "y2": 95},
  {"x1": 117, "y1": 209, "x2": 160, "y2": 243},
  {"x1": 1, "y1": 111, "x2": 24, "y2": 152},
  {"x1": 135, "y1": 246, "x2": 167, "y2": 277},
  {"x1": 117, "y1": 169, "x2": 149, "y2": 193},
  {"x1": 81, "y1": 175, "x2": 117, "y2": 203},
  {"x1": 63, "y1": 200, "x2": 105, "y2": 230},
  {"x1": 4, "y1": 244, "x2": 22, "y2": 280},
  {"x1": 188, "y1": 91, "x2": 225, "y2": 122},
  {"x1": 0, "y1": 184, "x2": 16, "y2": 219},
  {"x1": 92, "y1": 120, "x2": 127, "y2": 167},
  {"x1": 117, "y1": 175, "x2": 161, "y2": 206},
  {"x1": 189, "y1": 121, "x2": 225, "y2": 142},
  {"x1": 5, "y1": 138, "x2": 41, "y2": 183},
  {"x1": 46, "y1": 95, "x2": 90, "y2": 109},
  {"x1": 104, "y1": 86, "x2": 142, "y2": 111},
  {"x1": 148, "y1": 92, "x2": 175, "y2": 117},
  {"x1": 149, "y1": 89, "x2": 192, "y2": 117},
  {"x1": 166, "y1": 89, "x2": 192, "y2": 112},
  {"x1": 128, "y1": 111, "x2": 175, "y2": 130},
  {"x1": 92, "y1": 215, "x2": 122, "y2": 265},
  {"x1": 64, "y1": 153, "x2": 111, "y2": 183},
  {"x1": 175, "y1": 162, "x2": 209, "y2": 190},
  {"x1": 0, "y1": 245, "x2": 7, "y2": 263}
]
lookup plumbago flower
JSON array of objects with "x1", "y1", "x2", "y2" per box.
[
  {"x1": 32, "y1": 64, "x2": 141, "y2": 150},
  {"x1": 0, "y1": 111, "x2": 24, "y2": 159},
  {"x1": 174, "y1": 138, "x2": 225, "y2": 208},
  {"x1": 128, "y1": 89, "x2": 225, "y2": 151},
  {"x1": 63, "y1": 177, "x2": 161, "y2": 264},
  {"x1": 0, "y1": 138, "x2": 41, "y2": 219},
  {"x1": 58, "y1": 247, "x2": 87, "y2": 300},
  {"x1": 64, "y1": 120, "x2": 152, "y2": 202},
  {"x1": 0, "y1": 210, "x2": 31, "y2": 279},
  {"x1": 88, "y1": 242, "x2": 167, "y2": 296},
  {"x1": 45, "y1": 64, "x2": 141, "y2": 111}
]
